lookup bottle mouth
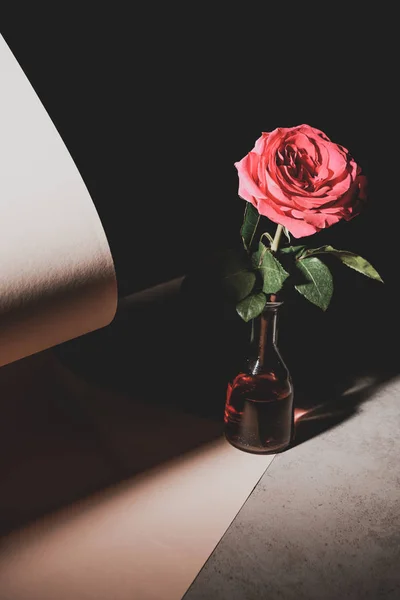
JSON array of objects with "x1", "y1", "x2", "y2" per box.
[{"x1": 263, "y1": 301, "x2": 284, "y2": 309}]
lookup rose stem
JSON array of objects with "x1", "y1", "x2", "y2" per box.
[
  {"x1": 269, "y1": 223, "x2": 284, "y2": 303},
  {"x1": 271, "y1": 223, "x2": 283, "y2": 252}
]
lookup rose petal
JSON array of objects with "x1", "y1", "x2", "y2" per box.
[
  {"x1": 257, "y1": 155, "x2": 268, "y2": 193},
  {"x1": 257, "y1": 200, "x2": 318, "y2": 238},
  {"x1": 324, "y1": 170, "x2": 353, "y2": 198},
  {"x1": 321, "y1": 139, "x2": 348, "y2": 176},
  {"x1": 285, "y1": 132, "x2": 318, "y2": 162},
  {"x1": 254, "y1": 133, "x2": 269, "y2": 155},
  {"x1": 302, "y1": 211, "x2": 340, "y2": 229},
  {"x1": 314, "y1": 142, "x2": 330, "y2": 181},
  {"x1": 297, "y1": 124, "x2": 332, "y2": 143},
  {"x1": 235, "y1": 153, "x2": 268, "y2": 203},
  {"x1": 291, "y1": 195, "x2": 329, "y2": 209},
  {"x1": 264, "y1": 168, "x2": 295, "y2": 207}
]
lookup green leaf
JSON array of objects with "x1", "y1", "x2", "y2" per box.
[
  {"x1": 236, "y1": 292, "x2": 267, "y2": 322},
  {"x1": 279, "y1": 245, "x2": 307, "y2": 257},
  {"x1": 213, "y1": 248, "x2": 257, "y2": 302},
  {"x1": 252, "y1": 242, "x2": 289, "y2": 294},
  {"x1": 241, "y1": 203, "x2": 260, "y2": 252},
  {"x1": 221, "y1": 268, "x2": 256, "y2": 302},
  {"x1": 188, "y1": 248, "x2": 257, "y2": 304},
  {"x1": 302, "y1": 245, "x2": 383, "y2": 282},
  {"x1": 295, "y1": 256, "x2": 333, "y2": 311}
]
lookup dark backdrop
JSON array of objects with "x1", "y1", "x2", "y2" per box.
[
  {"x1": 2, "y1": 9, "x2": 396, "y2": 296},
  {"x1": 1, "y1": 9, "x2": 398, "y2": 395}
]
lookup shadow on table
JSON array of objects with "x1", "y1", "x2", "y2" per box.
[
  {"x1": 291, "y1": 371, "x2": 397, "y2": 448},
  {"x1": 0, "y1": 280, "x2": 226, "y2": 538},
  {"x1": 280, "y1": 262, "x2": 400, "y2": 449}
]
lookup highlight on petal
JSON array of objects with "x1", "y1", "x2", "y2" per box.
[
  {"x1": 235, "y1": 154, "x2": 268, "y2": 203},
  {"x1": 254, "y1": 133, "x2": 269, "y2": 155},
  {"x1": 302, "y1": 210, "x2": 340, "y2": 230},
  {"x1": 324, "y1": 141, "x2": 349, "y2": 176},
  {"x1": 296, "y1": 124, "x2": 332, "y2": 143},
  {"x1": 257, "y1": 155, "x2": 268, "y2": 193},
  {"x1": 286, "y1": 132, "x2": 317, "y2": 161}
]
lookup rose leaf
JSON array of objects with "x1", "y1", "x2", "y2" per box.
[
  {"x1": 279, "y1": 245, "x2": 307, "y2": 257},
  {"x1": 301, "y1": 245, "x2": 383, "y2": 282},
  {"x1": 221, "y1": 265, "x2": 256, "y2": 302},
  {"x1": 295, "y1": 256, "x2": 333, "y2": 311},
  {"x1": 252, "y1": 242, "x2": 289, "y2": 294},
  {"x1": 241, "y1": 203, "x2": 260, "y2": 252},
  {"x1": 236, "y1": 292, "x2": 267, "y2": 322}
]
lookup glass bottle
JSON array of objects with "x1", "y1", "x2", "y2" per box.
[{"x1": 224, "y1": 302, "x2": 294, "y2": 454}]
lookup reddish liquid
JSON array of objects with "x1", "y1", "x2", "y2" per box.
[{"x1": 224, "y1": 372, "x2": 294, "y2": 453}]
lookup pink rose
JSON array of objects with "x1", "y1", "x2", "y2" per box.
[{"x1": 235, "y1": 124, "x2": 367, "y2": 238}]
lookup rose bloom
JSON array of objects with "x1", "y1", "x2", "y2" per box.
[{"x1": 235, "y1": 124, "x2": 367, "y2": 238}]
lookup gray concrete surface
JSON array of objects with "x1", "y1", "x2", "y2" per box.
[{"x1": 184, "y1": 376, "x2": 400, "y2": 600}]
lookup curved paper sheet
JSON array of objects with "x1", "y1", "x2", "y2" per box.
[{"x1": 0, "y1": 35, "x2": 117, "y2": 367}]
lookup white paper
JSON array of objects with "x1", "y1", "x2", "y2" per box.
[
  {"x1": 0, "y1": 443, "x2": 273, "y2": 600},
  {"x1": 0, "y1": 34, "x2": 117, "y2": 367},
  {"x1": 0, "y1": 352, "x2": 274, "y2": 600}
]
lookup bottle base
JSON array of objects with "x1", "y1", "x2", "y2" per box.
[{"x1": 224, "y1": 433, "x2": 292, "y2": 455}]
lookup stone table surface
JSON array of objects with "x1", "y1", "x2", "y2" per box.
[{"x1": 184, "y1": 375, "x2": 400, "y2": 600}]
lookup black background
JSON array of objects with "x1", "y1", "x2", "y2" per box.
[
  {"x1": 1, "y1": 8, "x2": 399, "y2": 397},
  {"x1": 2, "y1": 8, "x2": 396, "y2": 295}
]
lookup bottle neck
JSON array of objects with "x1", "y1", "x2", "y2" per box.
[{"x1": 249, "y1": 305, "x2": 280, "y2": 370}]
